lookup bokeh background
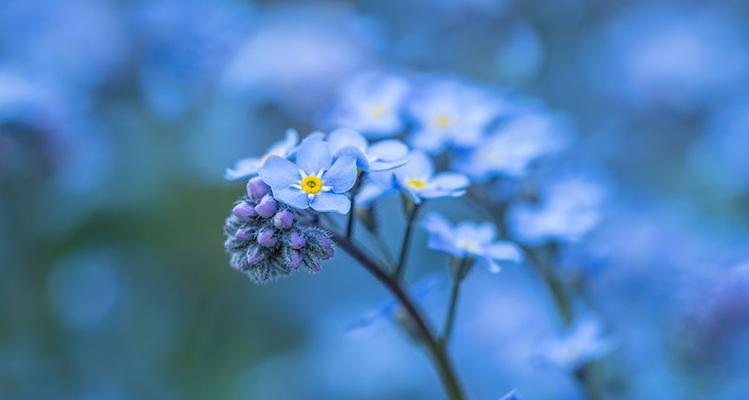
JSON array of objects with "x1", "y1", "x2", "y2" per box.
[{"x1": 2, "y1": 0, "x2": 749, "y2": 399}]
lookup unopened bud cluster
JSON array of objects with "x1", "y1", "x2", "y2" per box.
[{"x1": 224, "y1": 177, "x2": 335, "y2": 283}]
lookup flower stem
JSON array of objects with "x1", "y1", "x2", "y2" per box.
[
  {"x1": 440, "y1": 264, "x2": 465, "y2": 347},
  {"x1": 346, "y1": 171, "x2": 366, "y2": 239},
  {"x1": 331, "y1": 232, "x2": 467, "y2": 400},
  {"x1": 394, "y1": 201, "x2": 421, "y2": 280}
]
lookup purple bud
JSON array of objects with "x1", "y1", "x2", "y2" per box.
[
  {"x1": 288, "y1": 250, "x2": 302, "y2": 269},
  {"x1": 232, "y1": 202, "x2": 257, "y2": 220},
  {"x1": 246, "y1": 246, "x2": 265, "y2": 265},
  {"x1": 235, "y1": 228, "x2": 252, "y2": 242},
  {"x1": 289, "y1": 231, "x2": 306, "y2": 250},
  {"x1": 257, "y1": 228, "x2": 278, "y2": 248},
  {"x1": 273, "y1": 210, "x2": 295, "y2": 230},
  {"x1": 247, "y1": 177, "x2": 271, "y2": 199},
  {"x1": 254, "y1": 195, "x2": 277, "y2": 218}
]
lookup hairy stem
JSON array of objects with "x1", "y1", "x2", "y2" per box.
[
  {"x1": 346, "y1": 171, "x2": 366, "y2": 239},
  {"x1": 331, "y1": 232, "x2": 467, "y2": 400},
  {"x1": 394, "y1": 202, "x2": 421, "y2": 280}
]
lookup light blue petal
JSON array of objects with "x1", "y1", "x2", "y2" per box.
[
  {"x1": 500, "y1": 389, "x2": 520, "y2": 400},
  {"x1": 311, "y1": 192, "x2": 351, "y2": 214},
  {"x1": 268, "y1": 128, "x2": 300, "y2": 156},
  {"x1": 486, "y1": 241, "x2": 523, "y2": 264},
  {"x1": 323, "y1": 154, "x2": 358, "y2": 193},
  {"x1": 456, "y1": 221, "x2": 497, "y2": 244},
  {"x1": 328, "y1": 128, "x2": 368, "y2": 155},
  {"x1": 369, "y1": 139, "x2": 408, "y2": 162},
  {"x1": 410, "y1": 129, "x2": 447, "y2": 153},
  {"x1": 224, "y1": 157, "x2": 262, "y2": 180},
  {"x1": 369, "y1": 159, "x2": 408, "y2": 171},
  {"x1": 259, "y1": 156, "x2": 299, "y2": 189},
  {"x1": 432, "y1": 172, "x2": 470, "y2": 191},
  {"x1": 394, "y1": 151, "x2": 434, "y2": 181},
  {"x1": 273, "y1": 187, "x2": 310, "y2": 210},
  {"x1": 356, "y1": 181, "x2": 390, "y2": 208},
  {"x1": 296, "y1": 134, "x2": 331, "y2": 174}
]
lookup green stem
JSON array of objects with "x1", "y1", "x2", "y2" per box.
[
  {"x1": 440, "y1": 265, "x2": 464, "y2": 346},
  {"x1": 394, "y1": 202, "x2": 421, "y2": 280},
  {"x1": 331, "y1": 232, "x2": 467, "y2": 400}
]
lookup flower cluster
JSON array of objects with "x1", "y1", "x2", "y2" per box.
[{"x1": 223, "y1": 177, "x2": 335, "y2": 283}]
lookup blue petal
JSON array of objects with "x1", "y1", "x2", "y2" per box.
[
  {"x1": 268, "y1": 128, "x2": 300, "y2": 156},
  {"x1": 369, "y1": 158, "x2": 408, "y2": 171},
  {"x1": 311, "y1": 192, "x2": 351, "y2": 214},
  {"x1": 355, "y1": 181, "x2": 391, "y2": 208},
  {"x1": 273, "y1": 187, "x2": 310, "y2": 210},
  {"x1": 225, "y1": 157, "x2": 261, "y2": 180},
  {"x1": 328, "y1": 128, "x2": 368, "y2": 155},
  {"x1": 486, "y1": 241, "x2": 523, "y2": 264},
  {"x1": 296, "y1": 134, "x2": 331, "y2": 174},
  {"x1": 455, "y1": 221, "x2": 497, "y2": 244},
  {"x1": 259, "y1": 156, "x2": 299, "y2": 189},
  {"x1": 394, "y1": 151, "x2": 434, "y2": 181},
  {"x1": 323, "y1": 154, "x2": 358, "y2": 193},
  {"x1": 431, "y1": 172, "x2": 470, "y2": 191},
  {"x1": 410, "y1": 128, "x2": 447, "y2": 153},
  {"x1": 369, "y1": 139, "x2": 408, "y2": 162}
]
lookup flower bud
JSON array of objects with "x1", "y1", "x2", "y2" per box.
[
  {"x1": 235, "y1": 228, "x2": 252, "y2": 242},
  {"x1": 232, "y1": 202, "x2": 257, "y2": 220},
  {"x1": 246, "y1": 246, "x2": 265, "y2": 266},
  {"x1": 289, "y1": 231, "x2": 306, "y2": 250},
  {"x1": 273, "y1": 210, "x2": 295, "y2": 230},
  {"x1": 247, "y1": 177, "x2": 271, "y2": 199},
  {"x1": 254, "y1": 195, "x2": 277, "y2": 218},
  {"x1": 257, "y1": 228, "x2": 278, "y2": 248}
]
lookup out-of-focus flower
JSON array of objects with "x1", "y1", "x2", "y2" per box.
[
  {"x1": 407, "y1": 79, "x2": 505, "y2": 153},
  {"x1": 500, "y1": 389, "x2": 520, "y2": 400},
  {"x1": 224, "y1": 178, "x2": 335, "y2": 284},
  {"x1": 327, "y1": 128, "x2": 408, "y2": 172},
  {"x1": 457, "y1": 109, "x2": 569, "y2": 180},
  {"x1": 508, "y1": 178, "x2": 605, "y2": 245},
  {"x1": 260, "y1": 134, "x2": 358, "y2": 214},
  {"x1": 494, "y1": 22, "x2": 544, "y2": 84},
  {"x1": 535, "y1": 318, "x2": 613, "y2": 370},
  {"x1": 325, "y1": 73, "x2": 410, "y2": 138},
  {"x1": 393, "y1": 151, "x2": 469, "y2": 203},
  {"x1": 225, "y1": 129, "x2": 300, "y2": 180},
  {"x1": 423, "y1": 213, "x2": 522, "y2": 273},
  {"x1": 223, "y1": 4, "x2": 378, "y2": 115}
]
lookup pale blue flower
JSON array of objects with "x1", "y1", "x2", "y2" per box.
[
  {"x1": 327, "y1": 128, "x2": 408, "y2": 172},
  {"x1": 326, "y1": 72, "x2": 410, "y2": 138},
  {"x1": 225, "y1": 129, "x2": 299, "y2": 181},
  {"x1": 423, "y1": 213, "x2": 522, "y2": 273},
  {"x1": 457, "y1": 110, "x2": 568, "y2": 180},
  {"x1": 508, "y1": 178, "x2": 605, "y2": 245},
  {"x1": 393, "y1": 151, "x2": 470, "y2": 203},
  {"x1": 259, "y1": 134, "x2": 358, "y2": 214},
  {"x1": 535, "y1": 318, "x2": 613, "y2": 370},
  {"x1": 407, "y1": 79, "x2": 505, "y2": 153}
]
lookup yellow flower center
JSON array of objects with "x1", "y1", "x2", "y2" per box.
[
  {"x1": 457, "y1": 239, "x2": 481, "y2": 253},
  {"x1": 370, "y1": 104, "x2": 387, "y2": 118},
  {"x1": 435, "y1": 115, "x2": 451, "y2": 127},
  {"x1": 301, "y1": 175, "x2": 324, "y2": 195},
  {"x1": 406, "y1": 179, "x2": 427, "y2": 190}
]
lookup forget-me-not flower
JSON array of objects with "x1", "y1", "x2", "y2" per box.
[
  {"x1": 535, "y1": 317, "x2": 613, "y2": 370},
  {"x1": 260, "y1": 134, "x2": 358, "y2": 214},
  {"x1": 393, "y1": 151, "x2": 470, "y2": 203},
  {"x1": 457, "y1": 110, "x2": 568, "y2": 181},
  {"x1": 508, "y1": 177, "x2": 605, "y2": 245},
  {"x1": 225, "y1": 129, "x2": 299, "y2": 180},
  {"x1": 327, "y1": 128, "x2": 408, "y2": 172},
  {"x1": 407, "y1": 79, "x2": 505, "y2": 153},
  {"x1": 423, "y1": 213, "x2": 522, "y2": 272},
  {"x1": 326, "y1": 73, "x2": 410, "y2": 138}
]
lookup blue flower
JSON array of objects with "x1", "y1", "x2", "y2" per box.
[
  {"x1": 423, "y1": 213, "x2": 522, "y2": 273},
  {"x1": 407, "y1": 79, "x2": 505, "y2": 153},
  {"x1": 327, "y1": 128, "x2": 408, "y2": 172},
  {"x1": 457, "y1": 109, "x2": 569, "y2": 181},
  {"x1": 326, "y1": 72, "x2": 410, "y2": 138},
  {"x1": 225, "y1": 129, "x2": 299, "y2": 181},
  {"x1": 393, "y1": 151, "x2": 470, "y2": 203},
  {"x1": 535, "y1": 317, "x2": 613, "y2": 370},
  {"x1": 259, "y1": 134, "x2": 358, "y2": 214},
  {"x1": 508, "y1": 177, "x2": 605, "y2": 245}
]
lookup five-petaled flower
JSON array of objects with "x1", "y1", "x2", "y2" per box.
[
  {"x1": 327, "y1": 128, "x2": 409, "y2": 172},
  {"x1": 393, "y1": 151, "x2": 470, "y2": 203},
  {"x1": 260, "y1": 134, "x2": 358, "y2": 214},
  {"x1": 423, "y1": 213, "x2": 523, "y2": 272},
  {"x1": 225, "y1": 129, "x2": 299, "y2": 180}
]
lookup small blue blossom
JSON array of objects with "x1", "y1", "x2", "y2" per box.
[
  {"x1": 225, "y1": 129, "x2": 299, "y2": 181},
  {"x1": 327, "y1": 128, "x2": 408, "y2": 172},
  {"x1": 535, "y1": 318, "x2": 613, "y2": 370},
  {"x1": 326, "y1": 72, "x2": 410, "y2": 138},
  {"x1": 393, "y1": 151, "x2": 470, "y2": 203},
  {"x1": 423, "y1": 213, "x2": 523, "y2": 273},
  {"x1": 457, "y1": 110, "x2": 569, "y2": 180},
  {"x1": 259, "y1": 134, "x2": 358, "y2": 214},
  {"x1": 407, "y1": 79, "x2": 505, "y2": 153},
  {"x1": 508, "y1": 178, "x2": 605, "y2": 245}
]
